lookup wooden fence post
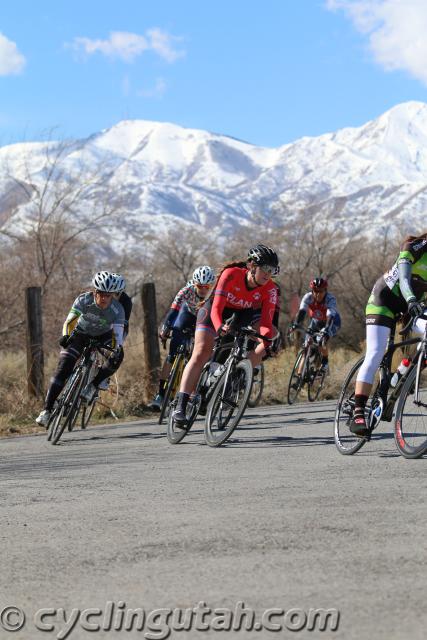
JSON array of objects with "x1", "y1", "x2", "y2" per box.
[
  {"x1": 141, "y1": 282, "x2": 161, "y2": 400},
  {"x1": 25, "y1": 286, "x2": 44, "y2": 398}
]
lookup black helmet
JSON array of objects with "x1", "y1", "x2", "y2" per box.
[{"x1": 247, "y1": 244, "x2": 280, "y2": 275}]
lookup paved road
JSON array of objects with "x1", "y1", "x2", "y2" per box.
[{"x1": 1, "y1": 400, "x2": 426, "y2": 640}]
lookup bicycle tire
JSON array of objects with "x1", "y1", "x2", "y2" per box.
[
  {"x1": 307, "y1": 351, "x2": 326, "y2": 402},
  {"x1": 49, "y1": 403, "x2": 68, "y2": 445},
  {"x1": 247, "y1": 362, "x2": 265, "y2": 408},
  {"x1": 81, "y1": 397, "x2": 97, "y2": 429},
  {"x1": 68, "y1": 367, "x2": 90, "y2": 431},
  {"x1": 204, "y1": 358, "x2": 253, "y2": 447},
  {"x1": 287, "y1": 350, "x2": 305, "y2": 405},
  {"x1": 46, "y1": 404, "x2": 61, "y2": 442},
  {"x1": 334, "y1": 357, "x2": 368, "y2": 455},
  {"x1": 49, "y1": 369, "x2": 84, "y2": 444},
  {"x1": 394, "y1": 364, "x2": 427, "y2": 458},
  {"x1": 166, "y1": 393, "x2": 201, "y2": 444},
  {"x1": 159, "y1": 354, "x2": 184, "y2": 425}
]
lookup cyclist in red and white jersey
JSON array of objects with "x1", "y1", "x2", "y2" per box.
[
  {"x1": 172, "y1": 244, "x2": 280, "y2": 426},
  {"x1": 290, "y1": 277, "x2": 341, "y2": 384}
]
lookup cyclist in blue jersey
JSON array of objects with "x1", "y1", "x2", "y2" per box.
[{"x1": 149, "y1": 266, "x2": 215, "y2": 410}]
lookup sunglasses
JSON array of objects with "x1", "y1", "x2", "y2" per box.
[
  {"x1": 95, "y1": 291, "x2": 113, "y2": 298},
  {"x1": 195, "y1": 283, "x2": 211, "y2": 289},
  {"x1": 258, "y1": 265, "x2": 278, "y2": 275}
]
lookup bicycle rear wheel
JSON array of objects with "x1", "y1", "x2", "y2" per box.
[
  {"x1": 307, "y1": 352, "x2": 326, "y2": 402},
  {"x1": 394, "y1": 364, "x2": 427, "y2": 458},
  {"x1": 247, "y1": 362, "x2": 264, "y2": 408},
  {"x1": 166, "y1": 393, "x2": 201, "y2": 444},
  {"x1": 159, "y1": 354, "x2": 184, "y2": 425},
  {"x1": 81, "y1": 397, "x2": 97, "y2": 429},
  {"x1": 287, "y1": 350, "x2": 305, "y2": 405},
  {"x1": 334, "y1": 357, "x2": 369, "y2": 455},
  {"x1": 204, "y1": 359, "x2": 253, "y2": 447}
]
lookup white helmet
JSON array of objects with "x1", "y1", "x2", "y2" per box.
[
  {"x1": 193, "y1": 265, "x2": 215, "y2": 286},
  {"x1": 111, "y1": 273, "x2": 126, "y2": 293},
  {"x1": 91, "y1": 271, "x2": 116, "y2": 293}
]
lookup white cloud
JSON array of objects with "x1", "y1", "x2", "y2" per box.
[
  {"x1": 146, "y1": 28, "x2": 184, "y2": 63},
  {"x1": 70, "y1": 29, "x2": 184, "y2": 64},
  {"x1": 0, "y1": 33, "x2": 26, "y2": 76},
  {"x1": 138, "y1": 77, "x2": 167, "y2": 98},
  {"x1": 326, "y1": 0, "x2": 427, "y2": 86}
]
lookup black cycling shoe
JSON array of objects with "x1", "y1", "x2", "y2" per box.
[
  {"x1": 172, "y1": 408, "x2": 188, "y2": 429},
  {"x1": 349, "y1": 416, "x2": 369, "y2": 437}
]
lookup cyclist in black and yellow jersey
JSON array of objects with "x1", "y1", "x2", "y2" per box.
[
  {"x1": 350, "y1": 233, "x2": 427, "y2": 436},
  {"x1": 35, "y1": 271, "x2": 125, "y2": 428}
]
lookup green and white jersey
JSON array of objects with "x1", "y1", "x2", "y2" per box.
[
  {"x1": 68, "y1": 292, "x2": 125, "y2": 337},
  {"x1": 383, "y1": 237, "x2": 427, "y2": 298}
]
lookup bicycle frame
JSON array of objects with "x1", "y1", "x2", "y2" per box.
[{"x1": 292, "y1": 324, "x2": 324, "y2": 382}]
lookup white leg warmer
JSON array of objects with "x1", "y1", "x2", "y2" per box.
[{"x1": 357, "y1": 325, "x2": 390, "y2": 384}]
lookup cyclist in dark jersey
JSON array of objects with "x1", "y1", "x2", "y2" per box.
[
  {"x1": 148, "y1": 266, "x2": 215, "y2": 410},
  {"x1": 172, "y1": 244, "x2": 280, "y2": 427},
  {"x1": 35, "y1": 271, "x2": 125, "y2": 428},
  {"x1": 350, "y1": 233, "x2": 427, "y2": 436}
]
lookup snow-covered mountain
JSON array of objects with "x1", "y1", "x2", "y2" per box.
[{"x1": 1, "y1": 101, "x2": 427, "y2": 253}]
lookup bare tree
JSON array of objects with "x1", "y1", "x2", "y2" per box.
[
  {"x1": 0, "y1": 135, "x2": 124, "y2": 294},
  {"x1": 0, "y1": 134, "x2": 126, "y2": 348}
]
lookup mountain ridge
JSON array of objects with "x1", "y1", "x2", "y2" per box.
[{"x1": 1, "y1": 100, "x2": 427, "y2": 253}]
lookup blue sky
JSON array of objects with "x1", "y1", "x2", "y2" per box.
[{"x1": 1, "y1": 0, "x2": 427, "y2": 148}]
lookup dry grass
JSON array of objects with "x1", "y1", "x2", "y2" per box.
[
  {"x1": 0, "y1": 335, "x2": 362, "y2": 438},
  {"x1": 262, "y1": 345, "x2": 361, "y2": 404}
]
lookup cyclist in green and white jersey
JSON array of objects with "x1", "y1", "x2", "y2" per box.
[
  {"x1": 350, "y1": 233, "x2": 427, "y2": 436},
  {"x1": 35, "y1": 271, "x2": 125, "y2": 428}
]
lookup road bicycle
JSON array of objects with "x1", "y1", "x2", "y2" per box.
[
  {"x1": 334, "y1": 313, "x2": 427, "y2": 457},
  {"x1": 165, "y1": 318, "x2": 236, "y2": 445},
  {"x1": 167, "y1": 317, "x2": 271, "y2": 446},
  {"x1": 158, "y1": 328, "x2": 194, "y2": 425},
  {"x1": 204, "y1": 324, "x2": 272, "y2": 447},
  {"x1": 47, "y1": 337, "x2": 114, "y2": 445},
  {"x1": 287, "y1": 324, "x2": 328, "y2": 404}
]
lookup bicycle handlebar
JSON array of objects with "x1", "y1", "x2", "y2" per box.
[
  {"x1": 399, "y1": 310, "x2": 427, "y2": 335},
  {"x1": 288, "y1": 323, "x2": 324, "y2": 340}
]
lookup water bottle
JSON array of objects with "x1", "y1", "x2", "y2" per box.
[{"x1": 390, "y1": 358, "x2": 411, "y2": 387}]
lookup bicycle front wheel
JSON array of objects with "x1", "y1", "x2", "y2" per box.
[
  {"x1": 48, "y1": 403, "x2": 68, "y2": 445},
  {"x1": 334, "y1": 357, "x2": 368, "y2": 455},
  {"x1": 394, "y1": 364, "x2": 427, "y2": 458},
  {"x1": 204, "y1": 359, "x2": 253, "y2": 447},
  {"x1": 307, "y1": 352, "x2": 326, "y2": 402},
  {"x1": 287, "y1": 350, "x2": 305, "y2": 405},
  {"x1": 247, "y1": 362, "x2": 264, "y2": 408}
]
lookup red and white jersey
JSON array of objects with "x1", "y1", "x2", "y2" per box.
[
  {"x1": 299, "y1": 292, "x2": 338, "y2": 323},
  {"x1": 211, "y1": 267, "x2": 279, "y2": 338}
]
